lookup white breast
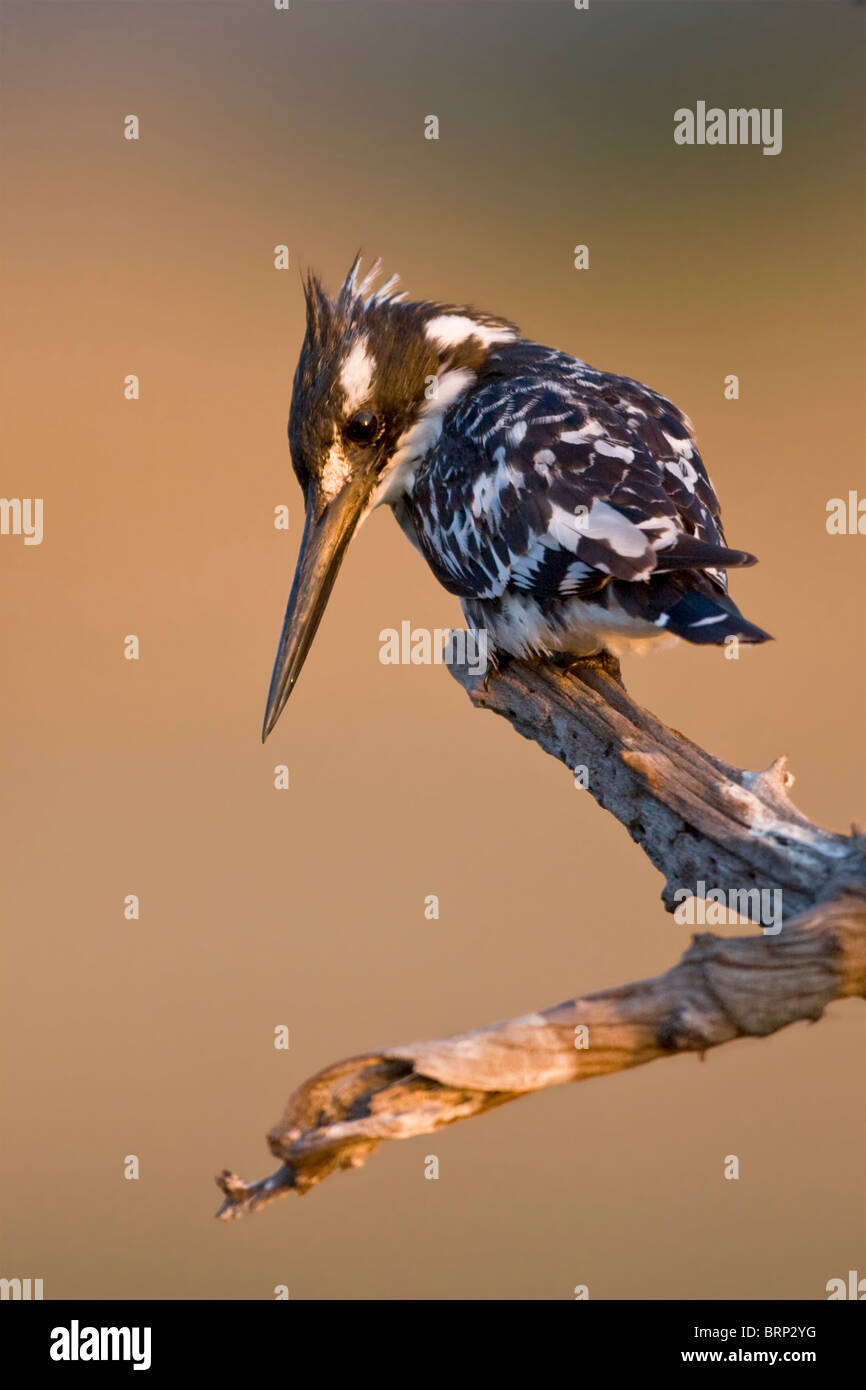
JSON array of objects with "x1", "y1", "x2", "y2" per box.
[{"x1": 474, "y1": 592, "x2": 677, "y2": 659}]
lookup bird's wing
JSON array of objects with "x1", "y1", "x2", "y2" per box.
[{"x1": 410, "y1": 360, "x2": 754, "y2": 602}]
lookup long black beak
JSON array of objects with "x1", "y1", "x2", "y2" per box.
[{"x1": 261, "y1": 474, "x2": 372, "y2": 741}]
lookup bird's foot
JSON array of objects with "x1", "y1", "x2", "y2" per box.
[
  {"x1": 481, "y1": 649, "x2": 515, "y2": 691},
  {"x1": 546, "y1": 648, "x2": 624, "y2": 686}
]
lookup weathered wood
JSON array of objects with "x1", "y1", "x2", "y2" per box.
[
  {"x1": 216, "y1": 657, "x2": 866, "y2": 1221},
  {"x1": 451, "y1": 656, "x2": 863, "y2": 918}
]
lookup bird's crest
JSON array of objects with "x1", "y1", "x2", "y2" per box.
[
  {"x1": 301, "y1": 255, "x2": 407, "y2": 348},
  {"x1": 337, "y1": 253, "x2": 408, "y2": 312}
]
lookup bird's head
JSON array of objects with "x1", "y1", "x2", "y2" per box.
[{"x1": 261, "y1": 256, "x2": 517, "y2": 740}]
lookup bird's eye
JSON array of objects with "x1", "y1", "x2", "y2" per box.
[{"x1": 344, "y1": 410, "x2": 378, "y2": 446}]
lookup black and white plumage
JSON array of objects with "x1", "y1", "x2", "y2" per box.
[{"x1": 262, "y1": 258, "x2": 770, "y2": 739}]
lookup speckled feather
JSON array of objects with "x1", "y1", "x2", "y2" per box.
[{"x1": 409, "y1": 343, "x2": 745, "y2": 604}]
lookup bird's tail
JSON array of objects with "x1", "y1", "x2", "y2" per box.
[
  {"x1": 662, "y1": 587, "x2": 772, "y2": 645},
  {"x1": 612, "y1": 570, "x2": 772, "y2": 646}
]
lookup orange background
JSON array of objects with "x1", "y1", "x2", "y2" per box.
[{"x1": 2, "y1": 0, "x2": 863, "y2": 1299}]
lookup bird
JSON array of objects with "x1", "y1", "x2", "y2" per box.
[{"x1": 261, "y1": 256, "x2": 771, "y2": 740}]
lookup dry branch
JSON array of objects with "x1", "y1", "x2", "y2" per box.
[{"x1": 216, "y1": 656, "x2": 866, "y2": 1220}]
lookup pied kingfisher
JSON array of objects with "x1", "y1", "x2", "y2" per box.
[{"x1": 262, "y1": 257, "x2": 770, "y2": 740}]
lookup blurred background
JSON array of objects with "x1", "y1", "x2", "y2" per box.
[{"x1": 1, "y1": 0, "x2": 863, "y2": 1300}]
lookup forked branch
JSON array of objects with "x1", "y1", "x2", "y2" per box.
[{"x1": 216, "y1": 657, "x2": 866, "y2": 1220}]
